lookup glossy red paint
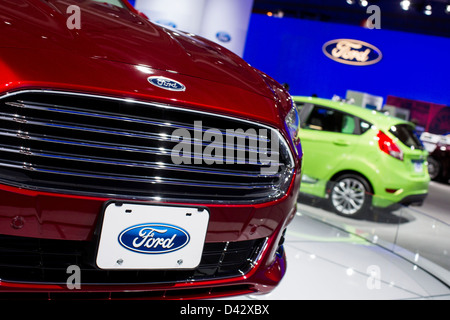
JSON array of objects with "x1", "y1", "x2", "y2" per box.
[
  {"x1": 0, "y1": 0, "x2": 287, "y2": 125},
  {"x1": 0, "y1": 0, "x2": 302, "y2": 299}
]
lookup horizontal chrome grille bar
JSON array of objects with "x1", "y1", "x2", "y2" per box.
[
  {"x1": 11, "y1": 100, "x2": 270, "y2": 142},
  {"x1": 0, "y1": 159, "x2": 278, "y2": 189},
  {"x1": 0, "y1": 143, "x2": 280, "y2": 178},
  {"x1": 0, "y1": 129, "x2": 283, "y2": 169},
  {"x1": 0, "y1": 113, "x2": 278, "y2": 156}
]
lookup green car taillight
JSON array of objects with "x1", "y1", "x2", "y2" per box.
[{"x1": 377, "y1": 130, "x2": 404, "y2": 161}]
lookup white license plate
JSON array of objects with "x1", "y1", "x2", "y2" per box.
[
  {"x1": 96, "y1": 202, "x2": 209, "y2": 270},
  {"x1": 413, "y1": 160, "x2": 424, "y2": 173}
]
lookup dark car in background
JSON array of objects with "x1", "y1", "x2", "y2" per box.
[{"x1": 421, "y1": 132, "x2": 450, "y2": 183}]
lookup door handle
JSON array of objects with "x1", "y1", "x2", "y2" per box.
[{"x1": 333, "y1": 140, "x2": 349, "y2": 146}]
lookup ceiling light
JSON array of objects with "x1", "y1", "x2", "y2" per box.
[
  {"x1": 400, "y1": 0, "x2": 411, "y2": 11},
  {"x1": 424, "y1": 4, "x2": 432, "y2": 15},
  {"x1": 360, "y1": 0, "x2": 369, "y2": 7},
  {"x1": 346, "y1": 0, "x2": 355, "y2": 4},
  {"x1": 446, "y1": 4, "x2": 450, "y2": 14}
]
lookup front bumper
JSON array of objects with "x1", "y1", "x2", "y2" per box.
[
  {"x1": 0, "y1": 177, "x2": 299, "y2": 299},
  {"x1": 0, "y1": 241, "x2": 288, "y2": 300}
]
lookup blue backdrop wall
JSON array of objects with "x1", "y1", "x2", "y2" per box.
[{"x1": 243, "y1": 14, "x2": 450, "y2": 106}]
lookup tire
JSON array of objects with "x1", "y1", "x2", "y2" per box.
[
  {"x1": 427, "y1": 156, "x2": 441, "y2": 181},
  {"x1": 328, "y1": 174, "x2": 372, "y2": 218}
]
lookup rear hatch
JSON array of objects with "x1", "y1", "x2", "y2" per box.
[{"x1": 389, "y1": 123, "x2": 428, "y2": 177}]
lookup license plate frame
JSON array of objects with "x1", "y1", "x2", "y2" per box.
[
  {"x1": 96, "y1": 202, "x2": 209, "y2": 270},
  {"x1": 412, "y1": 160, "x2": 424, "y2": 173}
]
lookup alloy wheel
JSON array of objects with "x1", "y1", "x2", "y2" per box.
[{"x1": 331, "y1": 178, "x2": 366, "y2": 216}]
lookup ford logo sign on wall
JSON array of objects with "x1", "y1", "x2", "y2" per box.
[
  {"x1": 118, "y1": 223, "x2": 190, "y2": 254},
  {"x1": 323, "y1": 39, "x2": 382, "y2": 66},
  {"x1": 148, "y1": 76, "x2": 186, "y2": 92},
  {"x1": 216, "y1": 31, "x2": 232, "y2": 43}
]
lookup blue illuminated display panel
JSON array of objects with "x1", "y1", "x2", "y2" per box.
[{"x1": 244, "y1": 14, "x2": 450, "y2": 106}]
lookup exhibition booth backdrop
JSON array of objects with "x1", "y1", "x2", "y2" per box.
[{"x1": 243, "y1": 13, "x2": 450, "y2": 108}]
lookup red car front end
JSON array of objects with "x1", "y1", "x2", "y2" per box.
[{"x1": 0, "y1": 0, "x2": 302, "y2": 299}]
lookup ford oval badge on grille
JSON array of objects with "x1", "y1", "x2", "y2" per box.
[
  {"x1": 148, "y1": 76, "x2": 186, "y2": 92},
  {"x1": 118, "y1": 223, "x2": 190, "y2": 254}
]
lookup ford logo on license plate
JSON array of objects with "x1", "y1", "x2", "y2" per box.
[{"x1": 118, "y1": 223, "x2": 190, "y2": 254}]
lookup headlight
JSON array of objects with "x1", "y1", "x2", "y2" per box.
[{"x1": 284, "y1": 101, "x2": 302, "y2": 157}]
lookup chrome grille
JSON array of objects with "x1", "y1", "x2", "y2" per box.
[{"x1": 0, "y1": 91, "x2": 294, "y2": 203}]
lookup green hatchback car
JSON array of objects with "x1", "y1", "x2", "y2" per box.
[{"x1": 294, "y1": 96, "x2": 430, "y2": 218}]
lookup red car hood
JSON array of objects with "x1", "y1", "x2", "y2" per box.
[{"x1": 0, "y1": 0, "x2": 287, "y2": 126}]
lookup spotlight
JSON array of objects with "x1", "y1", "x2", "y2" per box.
[
  {"x1": 346, "y1": 0, "x2": 355, "y2": 4},
  {"x1": 446, "y1": 4, "x2": 450, "y2": 14},
  {"x1": 424, "y1": 4, "x2": 432, "y2": 15},
  {"x1": 359, "y1": 0, "x2": 369, "y2": 7},
  {"x1": 400, "y1": 0, "x2": 411, "y2": 11}
]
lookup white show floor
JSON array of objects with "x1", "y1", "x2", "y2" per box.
[{"x1": 222, "y1": 211, "x2": 450, "y2": 300}]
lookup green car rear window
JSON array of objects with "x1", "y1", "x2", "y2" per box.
[
  {"x1": 389, "y1": 124, "x2": 424, "y2": 150},
  {"x1": 360, "y1": 120, "x2": 371, "y2": 134}
]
